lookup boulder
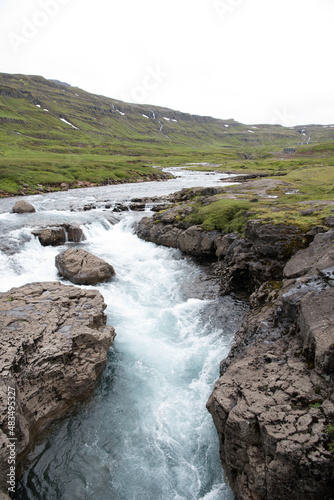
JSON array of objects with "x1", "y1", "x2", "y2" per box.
[
  {"x1": 65, "y1": 224, "x2": 85, "y2": 243},
  {"x1": 33, "y1": 227, "x2": 66, "y2": 246},
  {"x1": 177, "y1": 225, "x2": 219, "y2": 257},
  {"x1": 12, "y1": 200, "x2": 35, "y2": 213},
  {"x1": 0, "y1": 281, "x2": 115, "y2": 495},
  {"x1": 55, "y1": 248, "x2": 115, "y2": 285},
  {"x1": 32, "y1": 224, "x2": 85, "y2": 246}
]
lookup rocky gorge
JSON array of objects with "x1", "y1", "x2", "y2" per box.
[
  {"x1": 0, "y1": 169, "x2": 334, "y2": 499},
  {"x1": 135, "y1": 188, "x2": 334, "y2": 499}
]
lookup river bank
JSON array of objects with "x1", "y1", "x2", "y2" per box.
[
  {"x1": 0, "y1": 171, "x2": 172, "y2": 199},
  {"x1": 134, "y1": 186, "x2": 334, "y2": 499}
]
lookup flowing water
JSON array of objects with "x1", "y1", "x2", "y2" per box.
[{"x1": 0, "y1": 168, "x2": 247, "y2": 500}]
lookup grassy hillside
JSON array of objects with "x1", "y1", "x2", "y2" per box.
[{"x1": 0, "y1": 72, "x2": 333, "y2": 195}]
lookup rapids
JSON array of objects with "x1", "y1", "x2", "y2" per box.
[{"x1": 0, "y1": 168, "x2": 246, "y2": 499}]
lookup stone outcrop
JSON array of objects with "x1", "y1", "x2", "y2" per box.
[
  {"x1": 136, "y1": 214, "x2": 309, "y2": 287},
  {"x1": 136, "y1": 217, "x2": 220, "y2": 258},
  {"x1": 207, "y1": 230, "x2": 334, "y2": 499},
  {"x1": 55, "y1": 248, "x2": 115, "y2": 285},
  {"x1": 0, "y1": 281, "x2": 115, "y2": 496},
  {"x1": 12, "y1": 200, "x2": 35, "y2": 214},
  {"x1": 32, "y1": 224, "x2": 85, "y2": 246},
  {"x1": 215, "y1": 220, "x2": 310, "y2": 296}
]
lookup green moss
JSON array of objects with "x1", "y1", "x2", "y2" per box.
[
  {"x1": 185, "y1": 199, "x2": 251, "y2": 232},
  {"x1": 309, "y1": 401, "x2": 322, "y2": 409},
  {"x1": 325, "y1": 423, "x2": 334, "y2": 453}
]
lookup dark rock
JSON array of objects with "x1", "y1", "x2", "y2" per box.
[
  {"x1": 151, "y1": 203, "x2": 172, "y2": 212},
  {"x1": 324, "y1": 216, "x2": 334, "y2": 227},
  {"x1": 32, "y1": 225, "x2": 85, "y2": 246},
  {"x1": 301, "y1": 209, "x2": 315, "y2": 216},
  {"x1": 112, "y1": 203, "x2": 128, "y2": 212},
  {"x1": 12, "y1": 200, "x2": 35, "y2": 214},
  {"x1": 207, "y1": 229, "x2": 334, "y2": 500},
  {"x1": 129, "y1": 203, "x2": 146, "y2": 211},
  {"x1": 177, "y1": 225, "x2": 219, "y2": 257},
  {"x1": 33, "y1": 227, "x2": 66, "y2": 246},
  {"x1": 136, "y1": 219, "x2": 218, "y2": 258},
  {"x1": 83, "y1": 204, "x2": 96, "y2": 211},
  {"x1": 55, "y1": 248, "x2": 115, "y2": 285},
  {"x1": 64, "y1": 224, "x2": 85, "y2": 243}
]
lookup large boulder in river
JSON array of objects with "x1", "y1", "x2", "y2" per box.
[
  {"x1": 55, "y1": 248, "x2": 115, "y2": 285},
  {"x1": 0, "y1": 281, "x2": 115, "y2": 496},
  {"x1": 12, "y1": 200, "x2": 36, "y2": 213}
]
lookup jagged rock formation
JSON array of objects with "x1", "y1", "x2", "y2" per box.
[
  {"x1": 12, "y1": 200, "x2": 35, "y2": 214},
  {"x1": 214, "y1": 219, "x2": 310, "y2": 296},
  {"x1": 207, "y1": 230, "x2": 334, "y2": 499},
  {"x1": 0, "y1": 282, "x2": 115, "y2": 497},
  {"x1": 55, "y1": 248, "x2": 115, "y2": 285}
]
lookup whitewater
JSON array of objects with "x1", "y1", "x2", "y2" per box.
[{"x1": 0, "y1": 169, "x2": 247, "y2": 499}]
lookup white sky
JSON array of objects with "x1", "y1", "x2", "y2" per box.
[{"x1": 0, "y1": 0, "x2": 333, "y2": 126}]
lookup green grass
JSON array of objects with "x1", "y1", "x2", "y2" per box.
[{"x1": 0, "y1": 72, "x2": 334, "y2": 196}]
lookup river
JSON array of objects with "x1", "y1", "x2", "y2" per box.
[{"x1": 0, "y1": 168, "x2": 247, "y2": 500}]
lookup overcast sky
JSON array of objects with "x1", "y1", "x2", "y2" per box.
[{"x1": 0, "y1": 0, "x2": 333, "y2": 126}]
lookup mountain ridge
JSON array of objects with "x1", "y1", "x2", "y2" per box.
[{"x1": 0, "y1": 72, "x2": 333, "y2": 195}]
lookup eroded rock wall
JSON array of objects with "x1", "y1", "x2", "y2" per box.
[{"x1": 207, "y1": 230, "x2": 334, "y2": 499}]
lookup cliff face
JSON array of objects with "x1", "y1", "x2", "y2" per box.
[
  {"x1": 136, "y1": 205, "x2": 334, "y2": 498},
  {"x1": 208, "y1": 230, "x2": 334, "y2": 499},
  {"x1": 0, "y1": 282, "x2": 115, "y2": 496}
]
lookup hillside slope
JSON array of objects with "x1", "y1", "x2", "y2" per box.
[{"x1": 0, "y1": 72, "x2": 333, "y2": 195}]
